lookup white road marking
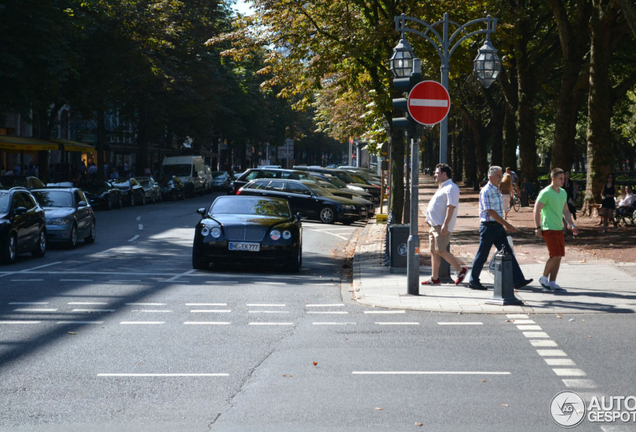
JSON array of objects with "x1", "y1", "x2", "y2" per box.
[
  {"x1": 553, "y1": 368, "x2": 587, "y2": 376},
  {"x1": 135, "y1": 310, "x2": 172, "y2": 313},
  {"x1": 13, "y1": 308, "x2": 58, "y2": 312},
  {"x1": 259, "y1": 282, "x2": 285, "y2": 285},
  {"x1": 438, "y1": 322, "x2": 483, "y2": 326},
  {"x1": 119, "y1": 321, "x2": 165, "y2": 325},
  {"x1": 186, "y1": 303, "x2": 227, "y2": 306},
  {"x1": 364, "y1": 310, "x2": 405, "y2": 314},
  {"x1": 517, "y1": 325, "x2": 542, "y2": 330},
  {"x1": 246, "y1": 304, "x2": 286, "y2": 307},
  {"x1": 307, "y1": 311, "x2": 348, "y2": 315},
  {"x1": 536, "y1": 349, "x2": 567, "y2": 356},
  {"x1": 509, "y1": 319, "x2": 535, "y2": 324},
  {"x1": 56, "y1": 321, "x2": 104, "y2": 324},
  {"x1": 164, "y1": 269, "x2": 196, "y2": 282},
  {"x1": 184, "y1": 322, "x2": 231, "y2": 325},
  {"x1": 248, "y1": 311, "x2": 290, "y2": 314},
  {"x1": 128, "y1": 235, "x2": 140, "y2": 242},
  {"x1": 0, "y1": 321, "x2": 41, "y2": 325},
  {"x1": 97, "y1": 373, "x2": 228, "y2": 377},
  {"x1": 530, "y1": 340, "x2": 558, "y2": 347},
  {"x1": 205, "y1": 281, "x2": 238, "y2": 284},
  {"x1": 72, "y1": 309, "x2": 115, "y2": 313},
  {"x1": 375, "y1": 322, "x2": 420, "y2": 325},
  {"x1": 138, "y1": 224, "x2": 143, "y2": 230},
  {"x1": 10, "y1": 279, "x2": 44, "y2": 282},
  {"x1": 9, "y1": 302, "x2": 48, "y2": 305},
  {"x1": 107, "y1": 280, "x2": 142, "y2": 283},
  {"x1": 60, "y1": 279, "x2": 93, "y2": 282},
  {"x1": 248, "y1": 322, "x2": 294, "y2": 326},
  {"x1": 523, "y1": 331, "x2": 549, "y2": 338},
  {"x1": 190, "y1": 309, "x2": 231, "y2": 313},
  {"x1": 312, "y1": 322, "x2": 356, "y2": 326},
  {"x1": 545, "y1": 358, "x2": 576, "y2": 366},
  {"x1": 353, "y1": 371, "x2": 510, "y2": 375},
  {"x1": 126, "y1": 303, "x2": 167, "y2": 306},
  {"x1": 136, "y1": 216, "x2": 142, "y2": 221},
  {"x1": 506, "y1": 314, "x2": 529, "y2": 319},
  {"x1": 306, "y1": 304, "x2": 344, "y2": 307},
  {"x1": 68, "y1": 302, "x2": 108, "y2": 305},
  {"x1": 562, "y1": 379, "x2": 597, "y2": 388}
]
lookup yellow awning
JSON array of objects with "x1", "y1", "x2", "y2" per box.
[
  {"x1": 52, "y1": 139, "x2": 95, "y2": 153},
  {"x1": 0, "y1": 136, "x2": 59, "y2": 151}
]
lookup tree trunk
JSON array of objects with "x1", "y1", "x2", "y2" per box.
[
  {"x1": 582, "y1": 0, "x2": 618, "y2": 216},
  {"x1": 389, "y1": 127, "x2": 404, "y2": 223},
  {"x1": 502, "y1": 105, "x2": 518, "y2": 172}
]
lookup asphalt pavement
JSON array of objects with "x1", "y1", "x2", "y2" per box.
[{"x1": 352, "y1": 174, "x2": 636, "y2": 314}]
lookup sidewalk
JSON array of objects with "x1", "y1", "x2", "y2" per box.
[{"x1": 351, "y1": 173, "x2": 636, "y2": 314}]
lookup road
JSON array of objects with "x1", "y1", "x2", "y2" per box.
[{"x1": 1, "y1": 194, "x2": 635, "y2": 431}]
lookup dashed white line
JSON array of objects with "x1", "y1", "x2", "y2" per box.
[
  {"x1": 306, "y1": 304, "x2": 344, "y2": 307},
  {"x1": 128, "y1": 235, "x2": 140, "y2": 242},
  {"x1": 68, "y1": 302, "x2": 108, "y2": 305},
  {"x1": 97, "y1": 373, "x2": 228, "y2": 377},
  {"x1": 0, "y1": 321, "x2": 41, "y2": 325},
  {"x1": 375, "y1": 322, "x2": 420, "y2": 326},
  {"x1": 537, "y1": 349, "x2": 567, "y2": 357},
  {"x1": 553, "y1": 368, "x2": 587, "y2": 376},
  {"x1": 13, "y1": 308, "x2": 58, "y2": 312},
  {"x1": 248, "y1": 322, "x2": 294, "y2": 326},
  {"x1": 127, "y1": 303, "x2": 167, "y2": 306},
  {"x1": 119, "y1": 321, "x2": 165, "y2": 325},
  {"x1": 245, "y1": 304, "x2": 286, "y2": 307},
  {"x1": 135, "y1": 310, "x2": 172, "y2": 313},
  {"x1": 363, "y1": 310, "x2": 405, "y2": 314},
  {"x1": 522, "y1": 331, "x2": 549, "y2": 338},
  {"x1": 545, "y1": 358, "x2": 576, "y2": 366},
  {"x1": 517, "y1": 325, "x2": 542, "y2": 331},
  {"x1": 9, "y1": 302, "x2": 48, "y2": 305},
  {"x1": 183, "y1": 322, "x2": 231, "y2": 325},
  {"x1": 56, "y1": 321, "x2": 104, "y2": 325},
  {"x1": 312, "y1": 322, "x2": 356, "y2": 326},
  {"x1": 10, "y1": 279, "x2": 44, "y2": 282},
  {"x1": 190, "y1": 309, "x2": 231, "y2": 313},
  {"x1": 530, "y1": 340, "x2": 558, "y2": 347},
  {"x1": 438, "y1": 322, "x2": 483, "y2": 326},
  {"x1": 562, "y1": 379, "x2": 597, "y2": 388},
  {"x1": 248, "y1": 311, "x2": 290, "y2": 314},
  {"x1": 60, "y1": 279, "x2": 93, "y2": 282},
  {"x1": 306, "y1": 311, "x2": 348, "y2": 315},
  {"x1": 352, "y1": 371, "x2": 511, "y2": 375},
  {"x1": 72, "y1": 309, "x2": 116, "y2": 313},
  {"x1": 185, "y1": 303, "x2": 227, "y2": 306}
]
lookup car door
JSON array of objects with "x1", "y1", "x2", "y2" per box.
[
  {"x1": 12, "y1": 192, "x2": 35, "y2": 251},
  {"x1": 283, "y1": 182, "x2": 316, "y2": 219},
  {"x1": 74, "y1": 190, "x2": 91, "y2": 236}
]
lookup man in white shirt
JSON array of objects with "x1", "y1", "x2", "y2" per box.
[
  {"x1": 421, "y1": 163, "x2": 468, "y2": 285},
  {"x1": 618, "y1": 186, "x2": 635, "y2": 208}
]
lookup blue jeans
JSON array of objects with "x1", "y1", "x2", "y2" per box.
[{"x1": 469, "y1": 222, "x2": 525, "y2": 285}]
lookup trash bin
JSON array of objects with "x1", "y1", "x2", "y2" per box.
[
  {"x1": 520, "y1": 190, "x2": 529, "y2": 207},
  {"x1": 389, "y1": 224, "x2": 410, "y2": 268}
]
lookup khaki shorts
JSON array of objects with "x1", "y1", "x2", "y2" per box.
[{"x1": 428, "y1": 225, "x2": 450, "y2": 253}]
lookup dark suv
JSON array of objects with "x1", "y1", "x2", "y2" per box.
[
  {"x1": 231, "y1": 168, "x2": 320, "y2": 195},
  {"x1": 0, "y1": 187, "x2": 47, "y2": 264}
]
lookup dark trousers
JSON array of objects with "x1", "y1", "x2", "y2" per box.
[{"x1": 469, "y1": 222, "x2": 525, "y2": 285}]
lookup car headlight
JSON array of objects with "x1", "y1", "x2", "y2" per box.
[
  {"x1": 200, "y1": 226, "x2": 210, "y2": 236},
  {"x1": 210, "y1": 227, "x2": 221, "y2": 238},
  {"x1": 270, "y1": 230, "x2": 281, "y2": 240},
  {"x1": 282, "y1": 230, "x2": 292, "y2": 240},
  {"x1": 48, "y1": 218, "x2": 71, "y2": 226},
  {"x1": 343, "y1": 204, "x2": 356, "y2": 210}
]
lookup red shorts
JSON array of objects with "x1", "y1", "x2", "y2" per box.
[{"x1": 542, "y1": 230, "x2": 565, "y2": 257}]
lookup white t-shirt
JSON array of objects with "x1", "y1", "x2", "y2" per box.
[{"x1": 425, "y1": 179, "x2": 460, "y2": 232}]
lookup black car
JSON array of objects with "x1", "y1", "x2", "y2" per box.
[
  {"x1": 109, "y1": 178, "x2": 146, "y2": 206},
  {"x1": 293, "y1": 166, "x2": 381, "y2": 203},
  {"x1": 31, "y1": 188, "x2": 96, "y2": 248},
  {"x1": 0, "y1": 175, "x2": 46, "y2": 190},
  {"x1": 238, "y1": 178, "x2": 363, "y2": 224},
  {"x1": 230, "y1": 168, "x2": 321, "y2": 195},
  {"x1": 0, "y1": 187, "x2": 47, "y2": 264},
  {"x1": 192, "y1": 195, "x2": 302, "y2": 271},
  {"x1": 158, "y1": 175, "x2": 186, "y2": 201},
  {"x1": 77, "y1": 180, "x2": 122, "y2": 210}
]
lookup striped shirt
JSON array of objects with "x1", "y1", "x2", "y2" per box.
[{"x1": 479, "y1": 182, "x2": 504, "y2": 222}]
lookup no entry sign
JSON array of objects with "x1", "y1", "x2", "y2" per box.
[{"x1": 407, "y1": 81, "x2": 451, "y2": 126}]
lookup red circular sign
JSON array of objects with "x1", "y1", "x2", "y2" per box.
[{"x1": 407, "y1": 81, "x2": 451, "y2": 126}]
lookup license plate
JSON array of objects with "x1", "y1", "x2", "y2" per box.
[{"x1": 228, "y1": 242, "x2": 260, "y2": 252}]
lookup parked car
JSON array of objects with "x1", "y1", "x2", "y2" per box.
[
  {"x1": 31, "y1": 188, "x2": 96, "y2": 248},
  {"x1": 192, "y1": 195, "x2": 302, "y2": 271},
  {"x1": 135, "y1": 176, "x2": 162, "y2": 204},
  {"x1": 231, "y1": 168, "x2": 322, "y2": 195},
  {"x1": 77, "y1": 180, "x2": 122, "y2": 210},
  {"x1": 293, "y1": 166, "x2": 381, "y2": 203},
  {"x1": 0, "y1": 187, "x2": 47, "y2": 264},
  {"x1": 238, "y1": 178, "x2": 363, "y2": 224},
  {"x1": 0, "y1": 175, "x2": 45, "y2": 190},
  {"x1": 161, "y1": 156, "x2": 205, "y2": 196},
  {"x1": 158, "y1": 175, "x2": 186, "y2": 201},
  {"x1": 211, "y1": 171, "x2": 231, "y2": 192},
  {"x1": 109, "y1": 178, "x2": 146, "y2": 206}
]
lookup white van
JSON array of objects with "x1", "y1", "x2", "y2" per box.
[{"x1": 161, "y1": 156, "x2": 205, "y2": 196}]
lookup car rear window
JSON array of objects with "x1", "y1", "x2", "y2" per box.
[
  {"x1": 0, "y1": 191, "x2": 9, "y2": 213},
  {"x1": 32, "y1": 190, "x2": 73, "y2": 208}
]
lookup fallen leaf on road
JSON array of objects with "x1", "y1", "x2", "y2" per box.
[
  {"x1": 501, "y1": 404, "x2": 509, "y2": 407},
  {"x1": 313, "y1": 361, "x2": 318, "y2": 366},
  {"x1": 482, "y1": 380, "x2": 487, "y2": 383},
  {"x1": 283, "y1": 374, "x2": 293, "y2": 378},
  {"x1": 375, "y1": 407, "x2": 383, "y2": 410},
  {"x1": 68, "y1": 332, "x2": 77, "y2": 335},
  {"x1": 580, "y1": 259, "x2": 587, "y2": 263},
  {"x1": 415, "y1": 422, "x2": 423, "y2": 426}
]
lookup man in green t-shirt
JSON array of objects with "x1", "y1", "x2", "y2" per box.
[{"x1": 533, "y1": 168, "x2": 579, "y2": 292}]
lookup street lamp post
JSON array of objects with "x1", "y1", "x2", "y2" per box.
[{"x1": 390, "y1": 13, "x2": 501, "y2": 291}]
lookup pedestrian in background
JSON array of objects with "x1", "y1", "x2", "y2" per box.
[
  {"x1": 563, "y1": 171, "x2": 578, "y2": 221},
  {"x1": 421, "y1": 163, "x2": 467, "y2": 286},
  {"x1": 534, "y1": 168, "x2": 579, "y2": 292},
  {"x1": 601, "y1": 173, "x2": 616, "y2": 233},
  {"x1": 468, "y1": 166, "x2": 532, "y2": 291}
]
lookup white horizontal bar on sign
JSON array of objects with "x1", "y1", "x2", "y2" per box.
[
  {"x1": 410, "y1": 99, "x2": 449, "y2": 107},
  {"x1": 97, "y1": 373, "x2": 228, "y2": 377}
]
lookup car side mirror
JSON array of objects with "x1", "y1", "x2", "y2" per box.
[
  {"x1": 15, "y1": 207, "x2": 27, "y2": 215},
  {"x1": 78, "y1": 201, "x2": 87, "y2": 207},
  {"x1": 197, "y1": 208, "x2": 206, "y2": 216},
  {"x1": 296, "y1": 212, "x2": 302, "y2": 222}
]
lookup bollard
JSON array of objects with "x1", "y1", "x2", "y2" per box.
[{"x1": 486, "y1": 248, "x2": 523, "y2": 306}]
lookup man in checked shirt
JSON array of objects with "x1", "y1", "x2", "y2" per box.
[{"x1": 467, "y1": 166, "x2": 533, "y2": 291}]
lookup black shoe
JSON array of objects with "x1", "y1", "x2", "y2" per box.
[
  {"x1": 514, "y1": 278, "x2": 533, "y2": 289},
  {"x1": 468, "y1": 281, "x2": 487, "y2": 290}
]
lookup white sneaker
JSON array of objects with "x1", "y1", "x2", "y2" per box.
[
  {"x1": 551, "y1": 283, "x2": 566, "y2": 292},
  {"x1": 539, "y1": 276, "x2": 552, "y2": 292}
]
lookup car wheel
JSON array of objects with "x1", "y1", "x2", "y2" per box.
[
  {"x1": 319, "y1": 206, "x2": 336, "y2": 224},
  {"x1": 192, "y1": 252, "x2": 208, "y2": 270},
  {"x1": 32, "y1": 230, "x2": 47, "y2": 257},
  {"x1": 85, "y1": 219, "x2": 96, "y2": 244},
  {"x1": 2, "y1": 233, "x2": 18, "y2": 264},
  {"x1": 68, "y1": 224, "x2": 78, "y2": 249},
  {"x1": 286, "y1": 245, "x2": 302, "y2": 273}
]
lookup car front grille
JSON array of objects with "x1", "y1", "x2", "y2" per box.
[{"x1": 225, "y1": 226, "x2": 267, "y2": 241}]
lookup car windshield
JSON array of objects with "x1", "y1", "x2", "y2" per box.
[
  {"x1": 163, "y1": 165, "x2": 192, "y2": 177},
  {"x1": 303, "y1": 182, "x2": 329, "y2": 197},
  {"x1": 349, "y1": 173, "x2": 369, "y2": 184},
  {"x1": 210, "y1": 197, "x2": 290, "y2": 217},
  {"x1": 32, "y1": 190, "x2": 73, "y2": 207},
  {"x1": 0, "y1": 191, "x2": 9, "y2": 213},
  {"x1": 325, "y1": 176, "x2": 347, "y2": 188},
  {"x1": 333, "y1": 171, "x2": 355, "y2": 183}
]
